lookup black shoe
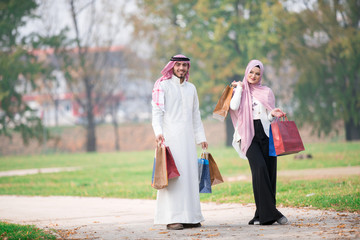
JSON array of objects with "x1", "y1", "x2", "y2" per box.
[
  {"x1": 277, "y1": 216, "x2": 288, "y2": 225},
  {"x1": 167, "y1": 223, "x2": 184, "y2": 230},
  {"x1": 248, "y1": 218, "x2": 260, "y2": 225},
  {"x1": 182, "y1": 222, "x2": 201, "y2": 228},
  {"x1": 260, "y1": 220, "x2": 276, "y2": 225}
]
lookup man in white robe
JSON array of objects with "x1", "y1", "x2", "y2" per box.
[{"x1": 151, "y1": 54, "x2": 208, "y2": 230}]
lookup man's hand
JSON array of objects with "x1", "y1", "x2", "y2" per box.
[
  {"x1": 156, "y1": 134, "x2": 165, "y2": 144},
  {"x1": 201, "y1": 142, "x2": 208, "y2": 150}
]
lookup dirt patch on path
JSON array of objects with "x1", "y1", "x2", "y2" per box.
[
  {"x1": 225, "y1": 166, "x2": 360, "y2": 182},
  {"x1": 1, "y1": 196, "x2": 359, "y2": 239}
]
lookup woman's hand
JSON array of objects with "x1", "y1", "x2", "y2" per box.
[
  {"x1": 231, "y1": 80, "x2": 243, "y2": 88},
  {"x1": 271, "y1": 108, "x2": 286, "y2": 118},
  {"x1": 156, "y1": 134, "x2": 165, "y2": 144},
  {"x1": 201, "y1": 142, "x2": 208, "y2": 150}
]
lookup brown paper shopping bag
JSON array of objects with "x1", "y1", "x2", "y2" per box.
[
  {"x1": 201, "y1": 152, "x2": 224, "y2": 186},
  {"x1": 151, "y1": 143, "x2": 168, "y2": 189},
  {"x1": 212, "y1": 85, "x2": 234, "y2": 122}
]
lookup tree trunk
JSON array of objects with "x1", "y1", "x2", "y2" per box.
[
  {"x1": 345, "y1": 117, "x2": 360, "y2": 141},
  {"x1": 113, "y1": 121, "x2": 120, "y2": 151},
  {"x1": 112, "y1": 102, "x2": 120, "y2": 151},
  {"x1": 54, "y1": 99, "x2": 59, "y2": 126},
  {"x1": 85, "y1": 77, "x2": 97, "y2": 152},
  {"x1": 86, "y1": 118, "x2": 96, "y2": 152},
  {"x1": 225, "y1": 114, "x2": 234, "y2": 146}
]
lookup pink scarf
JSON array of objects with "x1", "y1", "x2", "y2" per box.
[
  {"x1": 229, "y1": 59, "x2": 275, "y2": 155},
  {"x1": 152, "y1": 54, "x2": 191, "y2": 111}
]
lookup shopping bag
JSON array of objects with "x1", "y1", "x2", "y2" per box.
[
  {"x1": 269, "y1": 125, "x2": 277, "y2": 157},
  {"x1": 198, "y1": 157, "x2": 212, "y2": 193},
  {"x1": 165, "y1": 145, "x2": 180, "y2": 179},
  {"x1": 151, "y1": 143, "x2": 168, "y2": 189},
  {"x1": 202, "y1": 152, "x2": 224, "y2": 186},
  {"x1": 212, "y1": 85, "x2": 234, "y2": 122},
  {"x1": 270, "y1": 117, "x2": 305, "y2": 156}
]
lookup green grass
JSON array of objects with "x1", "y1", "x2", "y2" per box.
[
  {"x1": 201, "y1": 176, "x2": 360, "y2": 212},
  {"x1": 277, "y1": 176, "x2": 360, "y2": 211},
  {"x1": 0, "y1": 222, "x2": 56, "y2": 240},
  {"x1": 0, "y1": 151, "x2": 157, "y2": 199},
  {"x1": 0, "y1": 142, "x2": 359, "y2": 212}
]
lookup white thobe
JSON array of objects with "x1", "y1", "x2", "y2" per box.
[{"x1": 152, "y1": 74, "x2": 207, "y2": 224}]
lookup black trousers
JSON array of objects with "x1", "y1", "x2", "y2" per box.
[{"x1": 246, "y1": 120, "x2": 283, "y2": 224}]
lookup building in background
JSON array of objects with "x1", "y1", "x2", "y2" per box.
[{"x1": 19, "y1": 46, "x2": 152, "y2": 127}]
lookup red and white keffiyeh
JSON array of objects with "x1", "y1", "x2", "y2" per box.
[{"x1": 152, "y1": 54, "x2": 191, "y2": 111}]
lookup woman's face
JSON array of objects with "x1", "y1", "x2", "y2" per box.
[{"x1": 247, "y1": 66, "x2": 261, "y2": 85}]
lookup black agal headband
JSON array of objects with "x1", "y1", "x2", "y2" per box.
[{"x1": 170, "y1": 56, "x2": 190, "y2": 61}]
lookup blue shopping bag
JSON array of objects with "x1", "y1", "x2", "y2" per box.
[
  {"x1": 269, "y1": 125, "x2": 277, "y2": 157},
  {"x1": 198, "y1": 158, "x2": 212, "y2": 193}
]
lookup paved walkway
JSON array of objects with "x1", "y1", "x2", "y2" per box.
[
  {"x1": 0, "y1": 167, "x2": 81, "y2": 177},
  {"x1": 1, "y1": 196, "x2": 359, "y2": 239}
]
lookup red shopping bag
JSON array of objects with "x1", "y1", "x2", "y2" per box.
[
  {"x1": 165, "y1": 145, "x2": 180, "y2": 179},
  {"x1": 270, "y1": 117, "x2": 305, "y2": 156}
]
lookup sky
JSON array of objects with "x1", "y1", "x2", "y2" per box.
[
  {"x1": 20, "y1": 0, "x2": 137, "y2": 47},
  {"x1": 18, "y1": 0, "x2": 310, "y2": 57}
]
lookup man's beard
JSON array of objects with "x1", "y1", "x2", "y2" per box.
[{"x1": 174, "y1": 71, "x2": 186, "y2": 80}]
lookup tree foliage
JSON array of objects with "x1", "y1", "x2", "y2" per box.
[
  {"x1": 132, "y1": 0, "x2": 285, "y2": 144},
  {"x1": 0, "y1": 0, "x2": 48, "y2": 144},
  {"x1": 278, "y1": 0, "x2": 360, "y2": 140},
  {"x1": 38, "y1": 0, "x2": 140, "y2": 152},
  {"x1": 133, "y1": 0, "x2": 283, "y2": 113},
  {"x1": 133, "y1": 0, "x2": 360, "y2": 141}
]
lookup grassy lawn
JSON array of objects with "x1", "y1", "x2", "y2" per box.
[
  {"x1": 0, "y1": 222, "x2": 56, "y2": 240},
  {"x1": 0, "y1": 141, "x2": 359, "y2": 212}
]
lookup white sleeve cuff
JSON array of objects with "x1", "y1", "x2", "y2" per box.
[{"x1": 268, "y1": 111, "x2": 275, "y2": 122}]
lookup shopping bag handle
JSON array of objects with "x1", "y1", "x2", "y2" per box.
[
  {"x1": 200, "y1": 148, "x2": 208, "y2": 159},
  {"x1": 274, "y1": 116, "x2": 289, "y2": 122},
  {"x1": 228, "y1": 81, "x2": 237, "y2": 88},
  {"x1": 157, "y1": 139, "x2": 165, "y2": 147}
]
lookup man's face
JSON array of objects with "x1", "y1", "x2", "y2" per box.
[{"x1": 173, "y1": 62, "x2": 189, "y2": 79}]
